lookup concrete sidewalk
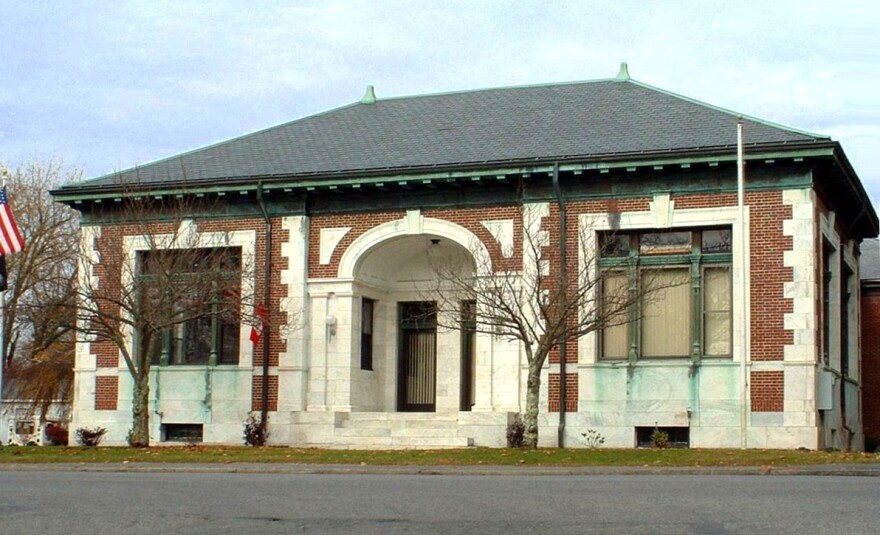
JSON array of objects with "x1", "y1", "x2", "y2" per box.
[{"x1": 1, "y1": 462, "x2": 879, "y2": 476}]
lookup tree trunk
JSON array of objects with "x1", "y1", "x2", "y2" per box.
[
  {"x1": 523, "y1": 362, "x2": 542, "y2": 448},
  {"x1": 129, "y1": 372, "x2": 151, "y2": 447}
]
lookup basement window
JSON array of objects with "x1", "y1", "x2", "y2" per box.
[
  {"x1": 636, "y1": 426, "x2": 690, "y2": 448},
  {"x1": 14, "y1": 420, "x2": 36, "y2": 435},
  {"x1": 162, "y1": 423, "x2": 204, "y2": 443}
]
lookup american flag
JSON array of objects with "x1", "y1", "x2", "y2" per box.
[{"x1": 0, "y1": 186, "x2": 24, "y2": 255}]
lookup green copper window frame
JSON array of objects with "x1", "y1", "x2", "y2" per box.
[
  {"x1": 598, "y1": 228, "x2": 733, "y2": 363},
  {"x1": 138, "y1": 247, "x2": 243, "y2": 367}
]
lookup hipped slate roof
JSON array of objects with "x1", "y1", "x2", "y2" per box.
[{"x1": 63, "y1": 69, "x2": 827, "y2": 191}]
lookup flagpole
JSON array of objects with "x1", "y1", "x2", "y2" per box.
[
  {"x1": 737, "y1": 117, "x2": 749, "y2": 449},
  {"x1": 0, "y1": 291, "x2": 5, "y2": 410},
  {"x1": 0, "y1": 170, "x2": 6, "y2": 409}
]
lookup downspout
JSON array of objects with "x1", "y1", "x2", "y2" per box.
[
  {"x1": 256, "y1": 182, "x2": 272, "y2": 433},
  {"x1": 552, "y1": 163, "x2": 567, "y2": 448}
]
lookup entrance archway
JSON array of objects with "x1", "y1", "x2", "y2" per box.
[{"x1": 351, "y1": 230, "x2": 477, "y2": 413}]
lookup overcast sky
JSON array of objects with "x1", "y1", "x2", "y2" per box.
[{"x1": 2, "y1": 1, "x2": 878, "y2": 204}]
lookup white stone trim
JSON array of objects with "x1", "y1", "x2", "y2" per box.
[
  {"x1": 280, "y1": 216, "x2": 309, "y2": 341},
  {"x1": 579, "y1": 204, "x2": 749, "y2": 366},
  {"x1": 122, "y1": 226, "x2": 257, "y2": 368},
  {"x1": 781, "y1": 188, "x2": 819, "y2": 431},
  {"x1": 76, "y1": 225, "x2": 102, "y2": 352},
  {"x1": 72, "y1": 226, "x2": 102, "y2": 436},
  {"x1": 279, "y1": 215, "x2": 310, "y2": 412},
  {"x1": 405, "y1": 209, "x2": 423, "y2": 234},
  {"x1": 784, "y1": 185, "x2": 817, "y2": 337},
  {"x1": 319, "y1": 227, "x2": 350, "y2": 265},
  {"x1": 481, "y1": 219, "x2": 514, "y2": 258},
  {"x1": 337, "y1": 212, "x2": 492, "y2": 278},
  {"x1": 648, "y1": 193, "x2": 675, "y2": 228},
  {"x1": 520, "y1": 202, "x2": 550, "y2": 362}
]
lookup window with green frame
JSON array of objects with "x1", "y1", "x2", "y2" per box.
[
  {"x1": 599, "y1": 228, "x2": 732, "y2": 361},
  {"x1": 139, "y1": 247, "x2": 243, "y2": 366}
]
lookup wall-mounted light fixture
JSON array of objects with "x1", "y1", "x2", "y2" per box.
[{"x1": 326, "y1": 314, "x2": 337, "y2": 337}]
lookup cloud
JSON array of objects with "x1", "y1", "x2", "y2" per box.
[{"x1": 0, "y1": 0, "x2": 877, "y2": 197}]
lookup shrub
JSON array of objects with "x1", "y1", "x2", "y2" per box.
[
  {"x1": 650, "y1": 426, "x2": 669, "y2": 449},
  {"x1": 581, "y1": 428, "x2": 606, "y2": 448},
  {"x1": 506, "y1": 413, "x2": 526, "y2": 448},
  {"x1": 243, "y1": 413, "x2": 269, "y2": 446},
  {"x1": 75, "y1": 426, "x2": 107, "y2": 447},
  {"x1": 45, "y1": 425, "x2": 69, "y2": 446}
]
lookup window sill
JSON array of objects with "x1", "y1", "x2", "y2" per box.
[
  {"x1": 586, "y1": 359, "x2": 737, "y2": 368},
  {"x1": 150, "y1": 365, "x2": 247, "y2": 371}
]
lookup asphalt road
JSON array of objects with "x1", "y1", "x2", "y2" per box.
[{"x1": 1, "y1": 471, "x2": 877, "y2": 534}]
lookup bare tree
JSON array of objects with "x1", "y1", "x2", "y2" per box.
[
  {"x1": 73, "y1": 191, "x2": 258, "y2": 446},
  {"x1": 0, "y1": 157, "x2": 80, "y2": 420},
  {"x1": 428, "y1": 205, "x2": 663, "y2": 448}
]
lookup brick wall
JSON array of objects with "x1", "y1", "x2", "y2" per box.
[
  {"x1": 93, "y1": 224, "x2": 123, "y2": 368},
  {"x1": 249, "y1": 218, "x2": 284, "y2": 367},
  {"x1": 745, "y1": 191, "x2": 794, "y2": 361},
  {"x1": 674, "y1": 191, "x2": 794, "y2": 361},
  {"x1": 427, "y1": 207, "x2": 523, "y2": 272},
  {"x1": 251, "y1": 375, "x2": 278, "y2": 412},
  {"x1": 308, "y1": 206, "x2": 520, "y2": 279},
  {"x1": 548, "y1": 373, "x2": 578, "y2": 412},
  {"x1": 750, "y1": 370, "x2": 784, "y2": 412},
  {"x1": 90, "y1": 216, "x2": 281, "y2": 367},
  {"x1": 555, "y1": 191, "x2": 792, "y2": 368},
  {"x1": 540, "y1": 198, "x2": 653, "y2": 364},
  {"x1": 861, "y1": 290, "x2": 880, "y2": 447},
  {"x1": 89, "y1": 215, "x2": 279, "y2": 413},
  {"x1": 94, "y1": 376, "x2": 118, "y2": 411}
]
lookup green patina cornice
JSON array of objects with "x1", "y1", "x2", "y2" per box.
[
  {"x1": 52, "y1": 145, "x2": 834, "y2": 204},
  {"x1": 57, "y1": 143, "x2": 876, "y2": 238}
]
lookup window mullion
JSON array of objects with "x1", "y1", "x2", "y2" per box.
[
  {"x1": 209, "y1": 283, "x2": 219, "y2": 366},
  {"x1": 627, "y1": 255, "x2": 639, "y2": 363},
  {"x1": 160, "y1": 329, "x2": 171, "y2": 366},
  {"x1": 690, "y1": 253, "x2": 702, "y2": 364}
]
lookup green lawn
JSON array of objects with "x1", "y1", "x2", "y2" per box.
[{"x1": 0, "y1": 445, "x2": 877, "y2": 467}]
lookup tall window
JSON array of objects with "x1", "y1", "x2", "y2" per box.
[
  {"x1": 822, "y1": 241, "x2": 834, "y2": 366},
  {"x1": 361, "y1": 298, "x2": 374, "y2": 370},
  {"x1": 842, "y1": 265, "x2": 854, "y2": 377},
  {"x1": 460, "y1": 300, "x2": 477, "y2": 411},
  {"x1": 139, "y1": 247, "x2": 242, "y2": 366},
  {"x1": 599, "y1": 228, "x2": 732, "y2": 360}
]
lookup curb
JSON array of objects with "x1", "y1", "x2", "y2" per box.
[{"x1": 1, "y1": 462, "x2": 878, "y2": 477}]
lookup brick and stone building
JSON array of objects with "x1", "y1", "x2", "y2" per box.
[{"x1": 52, "y1": 64, "x2": 877, "y2": 449}]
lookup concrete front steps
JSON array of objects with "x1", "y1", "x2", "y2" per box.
[{"x1": 291, "y1": 411, "x2": 476, "y2": 449}]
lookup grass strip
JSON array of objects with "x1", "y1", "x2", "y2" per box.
[{"x1": 0, "y1": 446, "x2": 877, "y2": 467}]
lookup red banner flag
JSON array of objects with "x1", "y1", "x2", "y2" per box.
[{"x1": 249, "y1": 304, "x2": 269, "y2": 346}]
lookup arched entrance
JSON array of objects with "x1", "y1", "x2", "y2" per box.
[{"x1": 351, "y1": 230, "x2": 478, "y2": 413}]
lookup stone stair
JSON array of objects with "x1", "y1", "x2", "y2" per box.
[{"x1": 300, "y1": 412, "x2": 475, "y2": 449}]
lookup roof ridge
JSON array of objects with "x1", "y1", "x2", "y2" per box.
[
  {"x1": 626, "y1": 78, "x2": 829, "y2": 140},
  {"x1": 366, "y1": 76, "x2": 621, "y2": 104}
]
